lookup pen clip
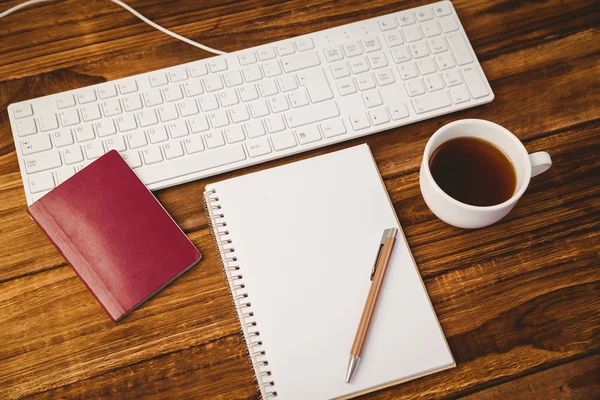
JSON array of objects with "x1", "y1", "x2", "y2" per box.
[{"x1": 370, "y1": 228, "x2": 398, "y2": 280}]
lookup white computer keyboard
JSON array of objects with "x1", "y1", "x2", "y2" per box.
[{"x1": 9, "y1": 0, "x2": 493, "y2": 205}]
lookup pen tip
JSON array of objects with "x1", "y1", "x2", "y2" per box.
[{"x1": 345, "y1": 355, "x2": 360, "y2": 383}]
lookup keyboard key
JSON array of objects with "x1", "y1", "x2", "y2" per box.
[
  {"x1": 239, "y1": 85, "x2": 259, "y2": 102},
  {"x1": 183, "y1": 80, "x2": 204, "y2": 97},
  {"x1": 276, "y1": 42, "x2": 295, "y2": 56},
  {"x1": 208, "y1": 110, "x2": 229, "y2": 128},
  {"x1": 442, "y1": 70, "x2": 463, "y2": 87},
  {"x1": 421, "y1": 21, "x2": 441, "y2": 37},
  {"x1": 284, "y1": 101, "x2": 339, "y2": 128},
  {"x1": 142, "y1": 146, "x2": 163, "y2": 164},
  {"x1": 409, "y1": 42, "x2": 429, "y2": 59},
  {"x1": 189, "y1": 63, "x2": 208, "y2": 78},
  {"x1": 76, "y1": 89, "x2": 96, "y2": 104},
  {"x1": 288, "y1": 91, "x2": 309, "y2": 108},
  {"x1": 138, "y1": 109, "x2": 158, "y2": 127},
  {"x1": 158, "y1": 104, "x2": 179, "y2": 122},
  {"x1": 51, "y1": 129, "x2": 74, "y2": 147},
  {"x1": 265, "y1": 115, "x2": 286, "y2": 133},
  {"x1": 295, "y1": 125, "x2": 321, "y2": 144},
  {"x1": 243, "y1": 65, "x2": 262, "y2": 82},
  {"x1": 244, "y1": 121, "x2": 266, "y2": 138},
  {"x1": 384, "y1": 31, "x2": 404, "y2": 47},
  {"x1": 229, "y1": 104, "x2": 251, "y2": 123},
  {"x1": 356, "y1": 73, "x2": 376, "y2": 91},
  {"x1": 258, "y1": 47, "x2": 276, "y2": 61},
  {"x1": 54, "y1": 167, "x2": 76, "y2": 184},
  {"x1": 391, "y1": 46, "x2": 411, "y2": 63},
  {"x1": 349, "y1": 113, "x2": 371, "y2": 130},
  {"x1": 406, "y1": 79, "x2": 425, "y2": 96},
  {"x1": 268, "y1": 95, "x2": 289, "y2": 113},
  {"x1": 121, "y1": 151, "x2": 142, "y2": 168},
  {"x1": 21, "y1": 133, "x2": 52, "y2": 155},
  {"x1": 123, "y1": 94, "x2": 143, "y2": 112},
  {"x1": 225, "y1": 126, "x2": 245, "y2": 143},
  {"x1": 249, "y1": 100, "x2": 270, "y2": 118},
  {"x1": 450, "y1": 86, "x2": 471, "y2": 103},
  {"x1": 188, "y1": 115, "x2": 210, "y2": 133},
  {"x1": 63, "y1": 146, "x2": 84, "y2": 165},
  {"x1": 424, "y1": 74, "x2": 444, "y2": 91},
  {"x1": 324, "y1": 46, "x2": 344, "y2": 62},
  {"x1": 375, "y1": 69, "x2": 396, "y2": 86},
  {"x1": 205, "y1": 131, "x2": 225, "y2": 148},
  {"x1": 367, "y1": 53, "x2": 388, "y2": 69},
  {"x1": 56, "y1": 95, "x2": 76, "y2": 109},
  {"x1": 415, "y1": 8, "x2": 433, "y2": 21},
  {"x1": 126, "y1": 130, "x2": 148, "y2": 149},
  {"x1": 271, "y1": 131, "x2": 297, "y2": 151},
  {"x1": 25, "y1": 151, "x2": 62, "y2": 174},
  {"x1": 428, "y1": 37, "x2": 448, "y2": 54},
  {"x1": 433, "y1": 3, "x2": 452, "y2": 17},
  {"x1": 163, "y1": 85, "x2": 184, "y2": 102},
  {"x1": 295, "y1": 37, "x2": 314, "y2": 52},
  {"x1": 447, "y1": 34, "x2": 473, "y2": 65},
  {"x1": 403, "y1": 26, "x2": 422, "y2": 42},
  {"x1": 246, "y1": 137, "x2": 272, "y2": 157},
  {"x1": 38, "y1": 114, "x2": 59, "y2": 132},
  {"x1": 96, "y1": 120, "x2": 116, "y2": 137},
  {"x1": 238, "y1": 52, "x2": 257, "y2": 66},
  {"x1": 388, "y1": 102, "x2": 409, "y2": 120},
  {"x1": 144, "y1": 125, "x2": 169, "y2": 144},
  {"x1": 439, "y1": 16, "x2": 459, "y2": 33},
  {"x1": 59, "y1": 108, "x2": 80, "y2": 127},
  {"x1": 167, "y1": 120, "x2": 189, "y2": 138},
  {"x1": 416, "y1": 58, "x2": 437, "y2": 75},
  {"x1": 168, "y1": 68, "x2": 188, "y2": 83},
  {"x1": 17, "y1": 118, "x2": 37, "y2": 137},
  {"x1": 370, "y1": 108, "x2": 390, "y2": 125},
  {"x1": 163, "y1": 142, "x2": 184, "y2": 159},
  {"x1": 262, "y1": 59, "x2": 283, "y2": 78},
  {"x1": 73, "y1": 124, "x2": 95, "y2": 142},
  {"x1": 362, "y1": 90, "x2": 383, "y2": 108},
  {"x1": 98, "y1": 84, "x2": 117, "y2": 99},
  {"x1": 349, "y1": 57, "x2": 370, "y2": 74},
  {"x1": 330, "y1": 61, "x2": 351, "y2": 79},
  {"x1": 143, "y1": 90, "x2": 163, "y2": 107},
  {"x1": 116, "y1": 114, "x2": 138, "y2": 132},
  {"x1": 104, "y1": 135, "x2": 127, "y2": 152},
  {"x1": 361, "y1": 37, "x2": 382, "y2": 53},
  {"x1": 118, "y1": 80, "x2": 138, "y2": 94},
  {"x1": 204, "y1": 75, "x2": 224, "y2": 92},
  {"x1": 81, "y1": 103, "x2": 102, "y2": 122},
  {"x1": 297, "y1": 68, "x2": 333, "y2": 103},
  {"x1": 378, "y1": 17, "x2": 398, "y2": 31},
  {"x1": 13, "y1": 103, "x2": 34, "y2": 119},
  {"x1": 218, "y1": 89, "x2": 239, "y2": 107},
  {"x1": 337, "y1": 78, "x2": 357, "y2": 96},
  {"x1": 321, "y1": 119, "x2": 346, "y2": 138},
  {"x1": 281, "y1": 51, "x2": 320, "y2": 73},
  {"x1": 435, "y1": 53, "x2": 456, "y2": 70},
  {"x1": 209, "y1": 58, "x2": 228, "y2": 73},
  {"x1": 84, "y1": 142, "x2": 104, "y2": 160},
  {"x1": 224, "y1": 70, "x2": 244, "y2": 87},
  {"x1": 101, "y1": 98, "x2": 122, "y2": 117},
  {"x1": 135, "y1": 145, "x2": 246, "y2": 185},
  {"x1": 398, "y1": 63, "x2": 418, "y2": 79},
  {"x1": 149, "y1": 73, "x2": 168, "y2": 87},
  {"x1": 199, "y1": 94, "x2": 219, "y2": 112},
  {"x1": 277, "y1": 75, "x2": 298, "y2": 92},
  {"x1": 343, "y1": 41, "x2": 363, "y2": 57},
  {"x1": 462, "y1": 66, "x2": 490, "y2": 99},
  {"x1": 177, "y1": 99, "x2": 199, "y2": 117},
  {"x1": 412, "y1": 92, "x2": 452, "y2": 114},
  {"x1": 29, "y1": 171, "x2": 55, "y2": 193},
  {"x1": 183, "y1": 135, "x2": 205, "y2": 154}
]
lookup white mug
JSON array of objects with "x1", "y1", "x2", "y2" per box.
[{"x1": 419, "y1": 119, "x2": 552, "y2": 229}]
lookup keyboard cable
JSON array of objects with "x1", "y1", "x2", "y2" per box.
[{"x1": 0, "y1": 0, "x2": 228, "y2": 56}]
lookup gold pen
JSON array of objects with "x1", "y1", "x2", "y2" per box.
[{"x1": 346, "y1": 227, "x2": 398, "y2": 383}]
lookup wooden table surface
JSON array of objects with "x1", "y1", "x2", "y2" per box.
[{"x1": 1, "y1": 0, "x2": 599, "y2": 398}]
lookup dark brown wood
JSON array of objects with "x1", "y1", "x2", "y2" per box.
[{"x1": 0, "y1": 0, "x2": 599, "y2": 399}]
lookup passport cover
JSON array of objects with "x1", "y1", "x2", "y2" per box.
[{"x1": 28, "y1": 150, "x2": 201, "y2": 322}]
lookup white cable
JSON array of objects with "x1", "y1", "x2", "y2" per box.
[{"x1": 0, "y1": 0, "x2": 227, "y2": 55}]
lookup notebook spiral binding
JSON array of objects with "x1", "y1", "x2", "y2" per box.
[{"x1": 204, "y1": 188, "x2": 277, "y2": 399}]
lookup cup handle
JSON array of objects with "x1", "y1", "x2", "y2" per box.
[{"x1": 529, "y1": 152, "x2": 552, "y2": 177}]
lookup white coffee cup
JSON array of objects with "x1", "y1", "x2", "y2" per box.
[{"x1": 419, "y1": 119, "x2": 552, "y2": 229}]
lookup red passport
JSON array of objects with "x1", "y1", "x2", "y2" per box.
[{"x1": 28, "y1": 150, "x2": 201, "y2": 322}]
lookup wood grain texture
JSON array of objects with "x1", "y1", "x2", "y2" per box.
[{"x1": 0, "y1": 0, "x2": 599, "y2": 399}]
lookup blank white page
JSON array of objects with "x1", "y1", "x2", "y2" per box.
[{"x1": 206, "y1": 144, "x2": 454, "y2": 399}]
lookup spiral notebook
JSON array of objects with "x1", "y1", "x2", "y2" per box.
[{"x1": 204, "y1": 144, "x2": 454, "y2": 399}]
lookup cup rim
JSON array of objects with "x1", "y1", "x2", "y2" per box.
[{"x1": 422, "y1": 119, "x2": 532, "y2": 211}]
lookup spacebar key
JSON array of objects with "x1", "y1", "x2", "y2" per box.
[
  {"x1": 285, "y1": 102, "x2": 339, "y2": 128},
  {"x1": 135, "y1": 144, "x2": 246, "y2": 185}
]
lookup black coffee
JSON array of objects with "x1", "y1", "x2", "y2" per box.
[{"x1": 429, "y1": 137, "x2": 517, "y2": 207}]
